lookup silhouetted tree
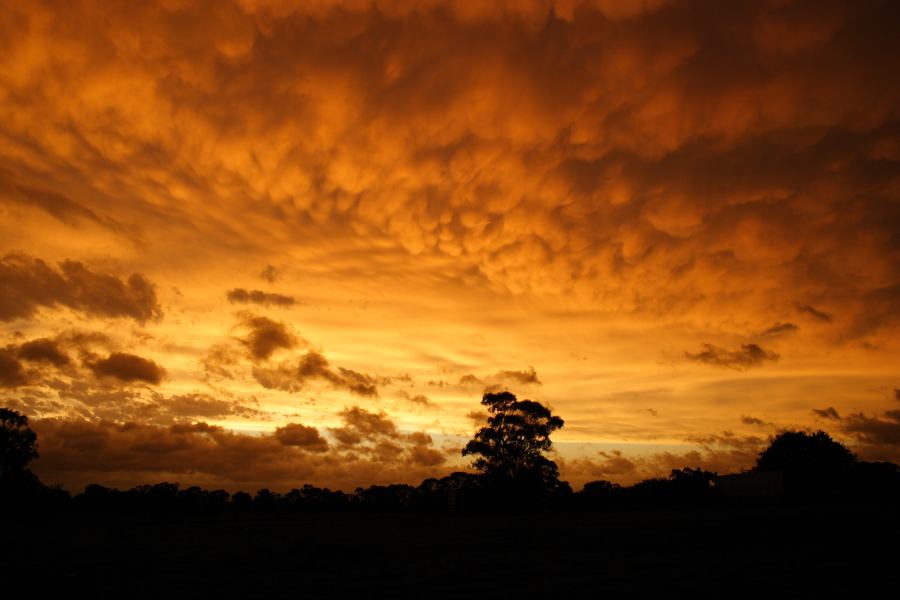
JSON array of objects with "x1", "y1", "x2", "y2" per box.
[
  {"x1": 231, "y1": 490, "x2": 253, "y2": 512},
  {"x1": 0, "y1": 407, "x2": 38, "y2": 479},
  {"x1": 756, "y1": 430, "x2": 856, "y2": 501},
  {"x1": 462, "y1": 391, "x2": 566, "y2": 508}
]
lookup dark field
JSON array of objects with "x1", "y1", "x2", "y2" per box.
[{"x1": 4, "y1": 504, "x2": 899, "y2": 598}]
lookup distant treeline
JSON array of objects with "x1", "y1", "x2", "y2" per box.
[{"x1": 3, "y1": 462, "x2": 900, "y2": 518}]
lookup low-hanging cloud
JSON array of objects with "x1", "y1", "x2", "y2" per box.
[{"x1": 29, "y1": 412, "x2": 450, "y2": 492}]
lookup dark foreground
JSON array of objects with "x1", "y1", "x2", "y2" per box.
[{"x1": 4, "y1": 504, "x2": 899, "y2": 598}]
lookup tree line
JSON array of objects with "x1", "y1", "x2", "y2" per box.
[{"x1": 2, "y1": 392, "x2": 899, "y2": 517}]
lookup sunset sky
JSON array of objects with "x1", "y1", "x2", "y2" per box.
[{"x1": 1, "y1": 0, "x2": 899, "y2": 492}]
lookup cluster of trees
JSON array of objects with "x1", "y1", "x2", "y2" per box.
[{"x1": 3, "y1": 393, "x2": 900, "y2": 517}]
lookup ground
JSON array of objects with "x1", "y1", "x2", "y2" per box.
[{"x1": 3, "y1": 504, "x2": 899, "y2": 598}]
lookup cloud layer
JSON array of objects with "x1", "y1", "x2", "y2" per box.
[{"x1": 1, "y1": 0, "x2": 899, "y2": 491}]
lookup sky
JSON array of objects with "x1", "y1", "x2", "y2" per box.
[{"x1": 1, "y1": 0, "x2": 899, "y2": 493}]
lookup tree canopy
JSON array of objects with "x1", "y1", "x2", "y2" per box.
[
  {"x1": 462, "y1": 391, "x2": 565, "y2": 501},
  {"x1": 756, "y1": 430, "x2": 857, "y2": 500},
  {"x1": 0, "y1": 407, "x2": 39, "y2": 480},
  {"x1": 756, "y1": 430, "x2": 856, "y2": 474}
]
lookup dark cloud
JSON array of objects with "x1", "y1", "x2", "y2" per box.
[
  {"x1": 812, "y1": 406, "x2": 841, "y2": 420},
  {"x1": 226, "y1": 288, "x2": 296, "y2": 307},
  {"x1": 330, "y1": 406, "x2": 446, "y2": 466},
  {"x1": 741, "y1": 415, "x2": 771, "y2": 427},
  {"x1": 253, "y1": 350, "x2": 386, "y2": 397},
  {"x1": 756, "y1": 322, "x2": 799, "y2": 337},
  {"x1": 842, "y1": 412, "x2": 900, "y2": 448},
  {"x1": 158, "y1": 393, "x2": 264, "y2": 422},
  {"x1": 16, "y1": 338, "x2": 71, "y2": 367},
  {"x1": 797, "y1": 304, "x2": 833, "y2": 323},
  {"x1": 687, "y1": 432, "x2": 767, "y2": 453},
  {"x1": 335, "y1": 367, "x2": 380, "y2": 397},
  {"x1": 274, "y1": 423, "x2": 329, "y2": 452},
  {"x1": 239, "y1": 314, "x2": 300, "y2": 360},
  {"x1": 895, "y1": 388, "x2": 900, "y2": 401},
  {"x1": 0, "y1": 350, "x2": 27, "y2": 387},
  {"x1": 13, "y1": 380, "x2": 266, "y2": 424},
  {"x1": 406, "y1": 431, "x2": 446, "y2": 467},
  {"x1": 89, "y1": 352, "x2": 166, "y2": 385},
  {"x1": 685, "y1": 343, "x2": 779, "y2": 370},
  {"x1": 0, "y1": 253, "x2": 161, "y2": 323}
]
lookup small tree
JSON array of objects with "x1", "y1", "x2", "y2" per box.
[
  {"x1": 462, "y1": 391, "x2": 565, "y2": 505},
  {"x1": 0, "y1": 408, "x2": 38, "y2": 480}
]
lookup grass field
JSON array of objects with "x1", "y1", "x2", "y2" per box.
[{"x1": 4, "y1": 504, "x2": 899, "y2": 598}]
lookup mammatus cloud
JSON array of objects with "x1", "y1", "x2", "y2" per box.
[
  {"x1": 684, "y1": 343, "x2": 779, "y2": 370},
  {"x1": 226, "y1": 288, "x2": 296, "y2": 307},
  {"x1": 0, "y1": 253, "x2": 161, "y2": 323},
  {"x1": 2, "y1": 1, "x2": 897, "y2": 335},
  {"x1": 88, "y1": 353, "x2": 166, "y2": 385},
  {"x1": 813, "y1": 406, "x2": 841, "y2": 420}
]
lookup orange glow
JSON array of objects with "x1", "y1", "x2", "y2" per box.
[{"x1": 1, "y1": 0, "x2": 899, "y2": 492}]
